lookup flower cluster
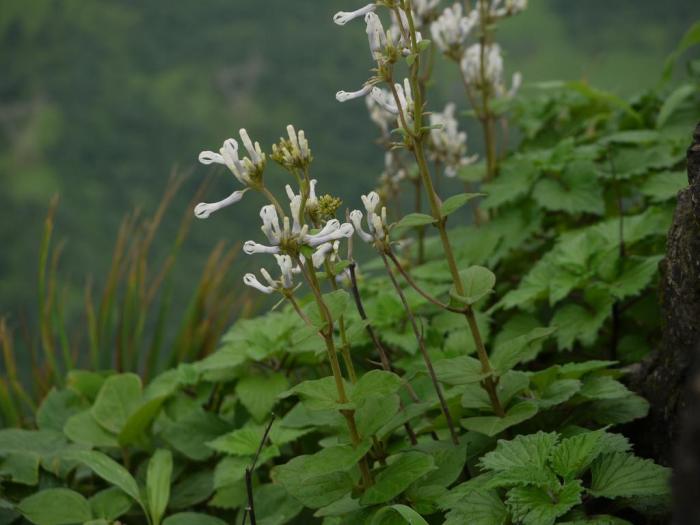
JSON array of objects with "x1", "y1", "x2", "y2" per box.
[
  {"x1": 430, "y1": 3, "x2": 478, "y2": 57},
  {"x1": 271, "y1": 125, "x2": 312, "y2": 171},
  {"x1": 461, "y1": 43, "x2": 521, "y2": 97},
  {"x1": 351, "y1": 191, "x2": 390, "y2": 247},
  {"x1": 429, "y1": 103, "x2": 478, "y2": 177}
]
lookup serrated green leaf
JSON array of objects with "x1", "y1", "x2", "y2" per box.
[
  {"x1": 444, "y1": 490, "x2": 507, "y2": 525},
  {"x1": 640, "y1": 171, "x2": 688, "y2": 202},
  {"x1": 280, "y1": 376, "x2": 353, "y2": 410},
  {"x1": 589, "y1": 394, "x2": 649, "y2": 425},
  {"x1": 160, "y1": 409, "x2": 231, "y2": 461},
  {"x1": 506, "y1": 480, "x2": 583, "y2": 525},
  {"x1": 535, "y1": 379, "x2": 581, "y2": 409},
  {"x1": 589, "y1": 452, "x2": 670, "y2": 499},
  {"x1": 461, "y1": 371, "x2": 530, "y2": 411},
  {"x1": 461, "y1": 402, "x2": 538, "y2": 437},
  {"x1": 440, "y1": 193, "x2": 483, "y2": 216},
  {"x1": 18, "y1": 488, "x2": 92, "y2": 525},
  {"x1": 481, "y1": 432, "x2": 559, "y2": 472},
  {"x1": 433, "y1": 356, "x2": 487, "y2": 385},
  {"x1": 657, "y1": 84, "x2": 697, "y2": 128},
  {"x1": 36, "y1": 388, "x2": 87, "y2": 432},
  {"x1": 237, "y1": 373, "x2": 289, "y2": 422},
  {"x1": 361, "y1": 452, "x2": 436, "y2": 505},
  {"x1": 63, "y1": 410, "x2": 118, "y2": 448},
  {"x1": 356, "y1": 394, "x2": 400, "y2": 438},
  {"x1": 0, "y1": 451, "x2": 39, "y2": 485},
  {"x1": 119, "y1": 396, "x2": 166, "y2": 447},
  {"x1": 579, "y1": 376, "x2": 630, "y2": 400},
  {"x1": 490, "y1": 326, "x2": 556, "y2": 373},
  {"x1": 550, "y1": 429, "x2": 606, "y2": 480}
]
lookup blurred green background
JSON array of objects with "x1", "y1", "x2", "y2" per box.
[{"x1": 1, "y1": 0, "x2": 697, "y2": 323}]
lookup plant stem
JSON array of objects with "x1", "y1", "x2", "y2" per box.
[
  {"x1": 381, "y1": 253, "x2": 459, "y2": 445},
  {"x1": 325, "y1": 261, "x2": 357, "y2": 383}
]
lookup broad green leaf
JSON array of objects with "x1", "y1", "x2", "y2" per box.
[
  {"x1": 147, "y1": 449, "x2": 173, "y2": 525},
  {"x1": 601, "y1": 130, "x2": 661, "y2": 145},
  {"x1": 608, "y1": 256, "x2": 662, "y2": 300},
  {"x1": 657, "y1": 84, "x2": 697, "y2": 127},
  {"x1": 18, "y1": 488, "x2": 92, "y2": 525},
  {"x1": 281, "y1": 376, "x2": 352, "y2": 410},
  {"x1": 119, "y1": 396, "x2": 166, "y2": 446},
  {"x1": 589, "y1": 452, "x2": 670, "y2": 499},
  {"x1": 394, "y1": 213, "x2": 435, "y2": 229},
  {"x1": 579, "y1": 376, "x2": 630, "y2": 400},
  {"x1": 237, "y1": 373, "x2": 289, "y2": 422},
  {"x1": 66, "y1": 370, "x2": 107, "y2": 401},
  {"x1": 534, "y1": 379, "x2": 581, "y2": 409},
  {"x1": 351, "y1": 370, "x2": 402, "y2": 402},
  {"x1": 480, "y1": 432, "x2": 559, "y2": 472},
  {"x1": 89, "y1": 488, "x2": 132, "y2": 521},
  {"x1": 451, "y1": 266, "x2": 496, "y2": 305},
  {"x1": 458, "y1": 161, "x2": 486, "y2": 183},
  {"x1": 485, "y1": 466, "x2": 559, "y2": 490},
  {"x1": 207, "y1": 426, "x2": 279, "y2": 460},
  {"x1": 162, "y1": 513, "x2": 227, "y2": 525},
  {"x1": 461, "y1": 371, "x2": 529, "y2": 411},
  {"x1": 444, "y1": 490, "x2": 507, "y2": 525},
  {"x1": 490, "y1": 327, "x2": 556, "y2": 373},
  {"x1": 63, "y1": 449, "x2": 142, "y2": 505},
  {"x1": 0, "y1": 429, "x2": 67, "y2": 457},
  {"x1": 213, "y1": 456, "x2": 249, "y2": 489},
  {"x1": 532, "y1": 164, "x2": 604, "y2": 216},
  {"x1": 551, "y1": 300, "x2": 613, "y2": 351},
  {"x1": 161, "y1": 409, "x2": 231, "y2": 460},
  {"x1": 440, "y1": 193, "x2": 483, "y2": 217},
  {"x1": 0, "y1": 451, "x2": 39, "y2": 485},
  {"x1": 356, "y1": 394, "x2": 400, "y2": 437},
  {"x1": 253, "y1": 483, "x2": 304, "y2": 525},
  {"x1": 506, "y1": 480, "x2": 583, "y2": 525},
  {"x1": 461, "y1": 402, "x2": 538, "y2": 437},
  {"x1": 90, "y1": 373, "x2": 142, "y2": 434},
  {"x1": 63, "y1": 410, "x2": 118, "y2": 448},
  {"x1": 36, "y1": 388, "x2": 87, "y2": 432},
  {"x1": 588, "y1": 394, "x2": 649, "y2": 425},
  {"x1": 640, "y1": 171, "x2": 688, "y2": 202},
  {"x1": 361, "y1": 452, "x2": 436, "y2": 505},
  {"x1": 433, "y1": 356, "x2": 486, "y2": 385},
  {"x1": 371, "y1": 504, "x2": 429, "y2": 525},
  {"x1": 169, "y1": 470, "x2": 214, "y2": 510},
  {"x1": 550, "y1": 429, "x2": 606, "y2": 480},
  {"x1": 662, "y1": 21, "x2": 700, "y2": 82}
]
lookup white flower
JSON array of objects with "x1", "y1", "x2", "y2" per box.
[
  {"x1": 366, "y1": 88, "x2": 396, "y2": 133},
  {"x1": 336, "y1": 84, "x2": 373, "y2": 102},
  {"x1": 370, "y1": 87, "x2": 399, "y2": 115},
  {"x1": 306, "y1": 179, "x2": 319, "y2": 214},
  {"x1": 243, "y1": 254, "x2": 299, "y2": 294},
  {"x1": 412, "y1": 0, "x2": 442, "y2": 26},
  {"x1": 333, "y1": 3, "x2": 376, "y2": 26},
  {"x1": 392, "y1": 79, "x2": 415, "y2": 130},
  {"x1": 304, "y1": 220, "x2": 355, "y2": 247},
  {"x1": 198, "y1": 129, "x2": 265, "y2": 187},
  {"x1": 272, "y1": 125, "x2": 312, "y2": 169},
  {"x1": 430, "y1": 3, "x2": 477, "y2": 54},
  {"x1": 243, "y1": 273, "x2": 275, "y2": 294},
  {"x1": 461, "y1": 43, "x2": 504, "y2": 89},
  {"x1": 365, "y1": 12, "x2": 388, "y2": 61},
  {"x1": 243, "y1": 241, "x2": 281, "y2": 255},
  {"x1": 351, "y1": 191, "x2": 389, "y2": 244},
  {"x1": 428, "y1": 103, "x2": 477, "y2": 177},
  {"x1": 312, "y1": 242, "x2": 335, "y2": 268},
  {"x1": 260, "y1": 204, "x2": 282, "y2": 244},
  {"x1": 194, "y1": 189, "x2": 248, "y2": 219},
  {"x1": 489, "y1": 0, "x2": 527, "y2": 18}
]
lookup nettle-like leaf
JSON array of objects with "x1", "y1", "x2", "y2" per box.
[
  {"x1": 589, "y1": 452, "x2": 671, "y2": 499},
  {"x1": 481, "y1": 432, "x2": 559, "y2": 472},
  {"x1": 236, "y1": 372, "x2": 289, "y2": 422},
  {"x1": 506, "y1": 480, "x2": 583, "y2": 525},
  {"x1": 532, "y1": 160, "x2": 604, "y2": 216},
  {"x1": 549, "y1": 429, "x2": 606, "y2": 480},
  {"x1": 433, "y1": 356, "x2": 487, "y2": 385},
  {"x1": 461, "y1": 371, "x2": 530, "y2": 411},
  {"x1": 490, "y1": 326, "x2": 556, "y2": 373},
  {"x1": 640, "y1": 170, "x2": 688, "y2": 201},
  {"x1": 444, "y1": 490, "x2": 508, "y2": 525}
]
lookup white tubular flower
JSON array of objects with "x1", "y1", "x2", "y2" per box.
[
  {"x1": 350, "y1": 210, "x2": 373, "y2": 243},
  {"x1": 272, "y1": 125, "x2": 312, "y2": 170},
  {"x1": 243, "y1": 241, "x2": 281, "y2": 255},
  {"x1": 243, "y1": 273, "x2": 275, "y2": 294},
  {"x1": 198, "y1": 129, "x2": 266, "y2": 187},
  {"x1": 286, "y1": 185, "x2": 303, "y2": 233},
  {"x1": 305, "y1": 221, "x2": 354, "y2": 247},
  {"x1": 333, "y1": 3, "x2": 376, "y2": 25},
  {"x1": 194, "y1": 189, "x2": 247, "y2": 219},
  {"x1": 260, "y1": 205, "x2": 282, "y2": 244},
  {"x1": 366, "y1": 90, "x2": 396, "y2": 133},
  {"x1": 365, "y1": 12, "x2": 388, "y2": 61},
  {"x1": 370, "y1": 87, "x2": 399, "y2": 115},
  {"x1": 506, "y1": 71, "x2": 523, "y2": 98},
  {"x1": 429, "y1": 103, "x2": 477, "y2": 177},
  {"x1": 312, "y1": 242, "x2": 335, "y2": 268},
  {"x1": 307, "y1": 179, "x2": 319, "y2": 213},
  {"x1": 412, "y1": 0, "x2": 442, "y2": 26},
  {"x1": 274, "y1": 254, "x2": 296, "y2": 288},
  {"x1": 461, "y1": 43, "x2": 504, "y2": 89},
  {"x1": 489, "y1": 0, "x2": 527, "y2": 18},
  {"x1": 431, "y1": 3, "x2": 477, "y2": 54},
  {"x1": 393, "y1": 79, "x2": 415, "y2": 129},
  {"x1": 336, "y1": 84, "x2": 373, "y2": 102}
]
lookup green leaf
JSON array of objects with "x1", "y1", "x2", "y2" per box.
[
  {"x1": 444, "y1": 490, "x2": 507, "y2": 525},
  {"x1": 601, "y1": 130, "x2": 661, "y2": 145},
  {"x1": 0, "y1": 451, "x2": 39, "y2": 485},
  {"x1": 534, "y1": 379, "x2": 581, "y2": 409},
  {"x1": 169, "y1": 470, "x2": 214, "y2": 510},
  {"x1": 361, "y1": 452, "x2": 436, "y2": 505},
  {"x1": 213, "y1": 456, "x2": 248, "y2": 489},
  {"x1": 18, "y1": 488, "x2": 92, "y2": 525},
  {"x1": 506, "y1": 480, "x2": 583, "y2": 525},
  {"x1": 490, "y1": 327, "x2": 556, "y2": 374},
  {"x1": 281, "y1": 376, "x2": 352, "y2": 410},
  {"x1": 532, "y1": 163, "x2": 604, "y2": 216},
  {"x1": 253, "y1": 483, "x2": 304, "y2": 525},
  {"x1": 589, "y1": 452, "x2": 670, "y2": 499},
  {"x1": 440, "y1": 193, "x2": 483, "y2": 217},
  {"x1": 452, "y1": 266, "x2": 496, "y2": 305},
  {"x1": 662, "y1": 21, "x2": 700, "y2": 82},
  {"x1": 461, "y1": 402, "x2": 538, "y2": 437},
  {"x1": 161, "y1": 409, "x2": 231, "y2": 461},
  {"x1": 63, "y1": 449, "x2": 142, "y2": 505},
  {"x1": 589, "y1": 394, "x2": 649, "y2": 425},
  {"x1": 207, "y1": 426, "x2": 279, "y2": 459},
  {"x1": 89, "y1": 488, "x2": 132, "y2": 521},
  {"x1": 63, "y1": 410, "x2": 118, "y2": 448},
  {"x1": 433, "y1": 356, "x2": 487, "y2": 385},
  {"x1": 237, "y1": 373, "x2": 289, "y2": 422},
  {"x1": 394, "y1": 213, "x2": 435, "y2": 229},
  {"x1": 551, "y1": 300, "x2": 612, "y2": 351},
  {"x1": 356, "y1": 394, "x2": 400, "y2": 437},
  {"x1": 351, "y1": 370, "x2": 402, "y2": 402},
  {"x1": 90, "y1": 373, "x2": 142, "y2": 434},
  {"x1": 640, "y1": 171, "x2": 688, "y2": 202},
  {"x1": 550, "y1": 429, "x2": 606, "y2": 480},
  {"x1": 480, "y1": 432, "x2": 559, "y2": 472},
  {"x1": 461, "y1": 371, "x2": 530, "y2": 411},
  {"x1": 162, "y1": 513, "x2": 227, "y2": 525},
  {"x1": 608, "y1": 256, "x2": 662, "y2": 300},
  {"x1": 579, "y1": 376, "x2": 630, "y2": 400},
  {"x1": 147, "y1": 449, "x2": 172, "y2": 525},
  {"x1": 119, "y1": 396, "x2": 166, "y2": 447},
  {"x1": 657, "y1": 84, "x2": 697, "y2": 127},
  {"x1": 371, "y1": 504, "x2": 429, "y2": 525},
  {"x1": 36, "y1": 388, "x2": 87, "y2": 432}
]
